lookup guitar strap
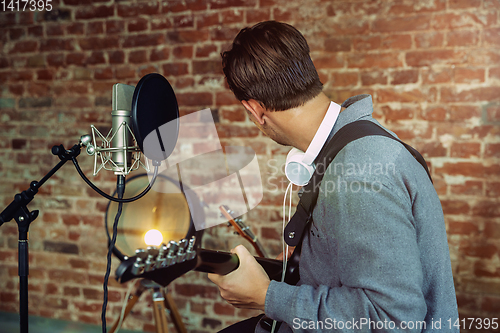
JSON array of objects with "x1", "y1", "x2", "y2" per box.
[{"x1": 284, "y1": 119, "x2": 432, "y2": 248}]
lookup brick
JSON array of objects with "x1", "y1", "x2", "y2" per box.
[
  {"x1": 387, "y1": 0, "x2": 446, "y2": 14},
  {"x1": 75, "y1": 5, "x2": 114, "y2": 19},
  {"x1": 162, "y1": 62, "x2": 189, "y2": 76},
  {"x1": 108, "y1": 50, "x2": 125, "y2": 64},
  {"x1": 361, "y1": 70, "x2": 388, "y2": 86},
  {"x1": 9, "y1": 40, "x2": 38, "y2": 53},
  {"x1": 391, "y1": 70, "x2": 418, "y2": 85},
  {"x1": 79, "y1": 37, "x2": 119, "y2": 51},
  {"x1": 450, "y1": 142, "x2": 480, "y2": 158},
  {"x1": 313, "y1": 54, "x2": 344, "y2": 70},
  {"x1": 435, "y1": 162, "x2": 500, "y2": 177},
  {"x1": 432, "y1": 12, "x2": 496, "y2": 30},
  {"x1": 128, "y1": 18, "x2": 149, "y2": 32},
  {"x1": 46, "y1": 24, "x2": 64, "y2": 36},
  {"x1": 415, "y1": 32, "x2": 444, "y2": 48},
  {"x1": 19, "y1": 97, "x2": 52, "y2": 108},
  {"x1": 87, "y1": 51, "x2": 105, "y2": 65},
  {"x1": 164, "y1": 0, "x2": 208, "y2": 12},
  {"x1": 449, "y1": 0, "x2": 482, "y2": 8},
  {"x1": 454, "y1": 68, "x2": 485, "y2": 84},
  {"x1": 347, "y1": 52, "x2": 402, "y2": 69},
  {"x1": 406, "y1": 50, "x2": 466, "y2": 67},
  {"x1": 129, "y1": 50, "x2": 148, "y2": 64},
  {"x1": 420, "y1": 141, "x2": 446, "y2": 157},
  {"x1": 448, "y1": 220, "x2": 479, "y2": 235},
  {"x1": 441, "y1": 200, "x2": 470, "y2": 214},
  {"x1": 36, "y1": 69, "x2": 54, "y2": 81},
  {"x1": 352, "y1": 36, "x2": 381, "y2": 51},
  {"x1": 211, "y1": 27, "x2": 241, "y2": 42},
  {"x1": 66, "y1": 22, "x2": 85, "y2": 35},
  {"x1": 210, "y1": 0, "x2": 256, "y2": 9},
  {"x1": 196, "y1": 12, "x2": 219, "y2": 28},
  {"x1": 193, "y1": 60, "x2": 221, "y2": 75},
  {"x1": 484, "y1": 222, "x2": 500, "y2": 239},
  {"x1": 484, "y1": 27, "x2": 500, "y2": 46},
  {"x1": 382, "y1": 34, "x2": 412, "y2": 50},
  {"x1": 151, "y1": 17, "x2": 172, "y2": 30},
  {"x1": 86, "y1": 21, "x2": 104, "y2": 35},
  {"x1": 105, "y1": 20, "x2": 125, "y2": 34},
  {"x1": 376, "y1": 88, "x2": 433, "y2": 103},
  {"x1": 196, "y1": 44, "x2": 217, "y2": 58},
  {"x1": 485, "y1": 143, "x2": 500, "y2": 158},
  {"x1": 441, "y1": 87, "x2": 500, "y2": 103},
  {"x1": 150, "y1": 47, "x2": 170, "y2": 61},
  {"x1": 40, "y1": 39, "x2": 74, "y2": 52},
  {"x1": 28, "y1": 26, "x2": 43, "y2": 37},
  {"x1": 176, "y1": 92, "x2": 213, "y2": 106},
  {"x1": 173, "y1": 45, "x2": 193, "y2": 59},
  {"x1": 247, "y1": 8, "x2": 271, "y2": 23},
  {"x1": 66, "y1": 53, "x2": 86, "y2": 66},
  {"x1": 447, "y1": 30, "x2": 479, "y2": 47},
  {"x1": 469, "y1": 50, "x2": 500, "y2": 66},
  {"x1": 214, "y1": 302, "x2": 235, "y2": 316},
  {"x1": 9, "y1": 28, "x2": 25, "y2": 40},
  {"x1": 216, "y1": 124, "x2": 260, "y2": 138},
  {"x1": 421, "y1": 68, "x2": 452, "y2": 84},
  {"x1": 325, "y1": 37, "x2": 351, "y2": 52},
  {"x1": 117, "y1": 3, "x2": 160, "y2": 17},
  {"x1": 461, "y1": 241, "x2": 497, "y2": 258},
  {"x1": 123, "y1": 34, "x2": 164, "y2": 48},
  {"x1": 173, "y1": 14, "x2": 195, "y2": 28},
  {"x1": 372, "y1": 15, "x2": 430, "y2": 33},
  {"x1": 472, "y1": 201, "x2": 500, "y2": 217},
  {"x1": 175, "y1": 283, "x2": 218, "y2": 298},
  {"x1": 486, "y1": 182, "x2": 500, "y2": 197},
  {"x1": 451, "y1": 180, "x2": 483, "y2": 196}
]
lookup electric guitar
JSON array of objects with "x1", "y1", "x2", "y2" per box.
[
  {"x1": 219, "y1": 205, "x2": 268, "y2": 258},
  {"x1": 115, "y1": 236, "x2": 287, "y2": 286}
]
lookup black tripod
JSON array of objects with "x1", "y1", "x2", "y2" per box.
[{"x1": 0, "y1": 143, "x2": 83, "y2": 333}]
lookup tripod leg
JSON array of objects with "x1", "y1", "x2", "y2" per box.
[
  {"x1": 152, "y1": 287, "x2": 169, "y2": 333},
  {"x1": 164, "y1": 292, "x2": 187, "y2": 333},
  {"x1": 109, "y1": 283, "x2": 146, "y2": 333}
]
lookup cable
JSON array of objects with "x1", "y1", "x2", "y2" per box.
[
  {"x1": 102, "y1": 176, "x2": 125, "y2": 333},
  {"x1": 271, "y1": 181, "x2": 294, "y2": 333},
  {"x1": 72, "y1": 157, "x2": 159, "y2": 203}
]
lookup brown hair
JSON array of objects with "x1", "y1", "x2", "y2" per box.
[{"x1": 221, "y1": 21, "x2": 323, "y2": 111}]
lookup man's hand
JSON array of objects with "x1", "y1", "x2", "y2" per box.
[{"x1": 208, "y1": 245, "x2": 270, "y2": 312}]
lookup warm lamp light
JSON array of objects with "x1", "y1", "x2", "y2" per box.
[
  {"x1": 144, "y1": 229, "x2": 163, "y2": 246},
  {"x1": 105, "y1": 173, "x2": 203, "y2": 261}
]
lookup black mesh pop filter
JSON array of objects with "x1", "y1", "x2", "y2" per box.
[{"x1": 132, "y1": 73, "x2": 179, "y2": 162}]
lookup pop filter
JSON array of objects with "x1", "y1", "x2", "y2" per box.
[{"x1": 132, "y1": 73, "x2": 179, "y2": 162}]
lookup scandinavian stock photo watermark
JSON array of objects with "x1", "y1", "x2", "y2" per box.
[{"x1": 267, "y1": 158, "x2": 397, "y2": 195}]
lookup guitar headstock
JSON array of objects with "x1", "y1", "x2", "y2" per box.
[{"x1": 115, "y1": 236, "x2": 198, "y2": 287}]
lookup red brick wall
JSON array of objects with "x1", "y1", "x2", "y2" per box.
[{"x1": 1, "y1": 0, "x2": 499, "y2": 332}]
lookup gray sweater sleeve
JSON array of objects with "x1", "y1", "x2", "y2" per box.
[{"x1": 263, "y1": 157, "x2": 428, "y2": 331}]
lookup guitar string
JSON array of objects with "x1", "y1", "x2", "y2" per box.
[{"x1": 271, "y1": 181, "x2": 294, "y2": 333}]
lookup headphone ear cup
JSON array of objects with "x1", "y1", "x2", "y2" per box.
[{"x1": 285, "y1": 148, "x2": 316, "y2": 186}]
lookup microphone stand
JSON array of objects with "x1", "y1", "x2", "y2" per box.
[{"x1": 0, "y1": 142, "x2": 82, "y2": 333}]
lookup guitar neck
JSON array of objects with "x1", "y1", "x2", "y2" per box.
[{"x1": 193, "y1": 248, "x2": 283, "y2": 281}]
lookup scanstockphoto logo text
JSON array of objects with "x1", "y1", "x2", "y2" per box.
[{"x1": 267, "y1": 159, "x2": 396, "y2": 194}]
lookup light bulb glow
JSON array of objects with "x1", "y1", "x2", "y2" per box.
[{"x1": 144, "y1": 229, "x2": 163, "y2": 246}]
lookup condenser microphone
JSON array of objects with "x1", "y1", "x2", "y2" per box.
[{"x1": 111, "y1": 83, "x2": 135, "y2": 174}]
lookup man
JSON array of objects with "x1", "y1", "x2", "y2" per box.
[{"x1": 208, "y1": 21, "x2": 458, "y2": 332}]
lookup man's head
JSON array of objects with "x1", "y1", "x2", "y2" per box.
[{"x1": 221, "y1": 21, "x2": 323, "y2": 112}]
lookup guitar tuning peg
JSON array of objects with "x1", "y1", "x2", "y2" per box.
[
  {"x1": 131, "y1": 257, "x2": 144, "y2": 276},
  {"x1": 165, "y1": 241, "x2": 178, "y2": 266},
  {"x1": 186, "y1": 237, "x2": 196, "y2": 260},
  {"x1": 176, "y1": 239, "x2": 188, "y2": 263}
]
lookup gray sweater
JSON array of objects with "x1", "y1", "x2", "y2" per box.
[{"x1": 259, "y1": 95, "x2": 458, "y2": 332}]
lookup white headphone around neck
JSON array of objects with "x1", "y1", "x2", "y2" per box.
[{"x1": 285, "y1": 102, "x2": 341, "y2": 186}]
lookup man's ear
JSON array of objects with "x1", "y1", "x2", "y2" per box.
[{"x1": 242, "y1": 99, "x2": 266, "y2": 125}]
